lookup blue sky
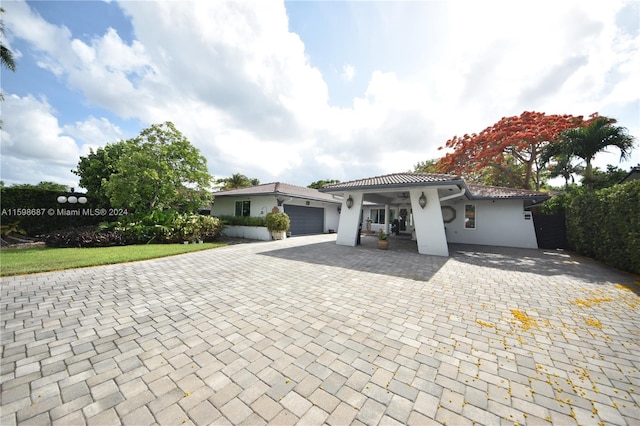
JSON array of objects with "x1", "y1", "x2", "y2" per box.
[{"x1": 1, "y1": 0, "x2": 639, "y2": 189}]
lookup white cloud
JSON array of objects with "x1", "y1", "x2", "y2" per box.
[
  {"x1": 0, "y1": 94, "x2": 80, "y2": 187},
  {"x1": 2, "y1": 0, "x2": 638, "y2": 188},
  {"x1": 62, "y1": 116, "x2": 124, "y2": 149}
]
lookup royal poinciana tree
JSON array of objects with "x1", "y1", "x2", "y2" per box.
[{"x1": 436, "y1": 111, "x2": 589, "y2": 190}]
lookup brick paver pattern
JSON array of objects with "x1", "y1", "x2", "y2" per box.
[{"x1": 1, "y1": 234, "x2": 639, "y2": 425}]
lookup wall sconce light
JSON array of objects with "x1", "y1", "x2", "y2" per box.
[
  {"x1": 346, "y1": 195, "x2": 354, "y2": 209},
  {"x1": 337, "y1": 206, "x2": 342, "y2": 214},
  {"x1": 418, "y1": 192, "x2": 427, "y2": 209}
]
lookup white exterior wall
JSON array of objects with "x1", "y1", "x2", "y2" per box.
[
  {"x1": 211, "y1": 195, "x2": 340, "y2": 234},
  {"x1": 444, "y1": 199, "x2": 538, "y2": 249},
  {"x1": 211, "y1": 195, "x2": 279, "y2": 217}
]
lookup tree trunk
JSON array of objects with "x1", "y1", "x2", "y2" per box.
[{"x1": 584, "y1": 159, "x2": 594, "y2": 191}]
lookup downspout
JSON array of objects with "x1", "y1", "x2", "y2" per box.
[{"x1": 439, "y1": 188, "x2": 466, "y2": 202}]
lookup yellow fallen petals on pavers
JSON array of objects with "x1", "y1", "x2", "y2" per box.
[
  {"x1": 510, "y1": 309, "x2": 538, "y2": 330},
  {"x1": 475, "y1": 319, "x2": 496, "y2": 328},
  {"x1": 585, "y1": 318, "x2": 602, "y2": 328},
  {"x1": 570, "y1": 297, "x2": 613, "y2": 308}
]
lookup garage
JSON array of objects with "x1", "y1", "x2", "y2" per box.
[{"x1": 285, "y1": 205, "x2": 324, "y2": 235}]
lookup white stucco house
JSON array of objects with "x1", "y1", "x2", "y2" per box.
[
  {"x1": 319, "y1": 172, "x2": 550, "y2": 256},
  {"x1": 210, "y1": 182, "x2": 342, "y2": 238}
]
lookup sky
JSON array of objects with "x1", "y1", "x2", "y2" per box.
[{"x1": 1, "y1": 0, "x2": 639, "y2": 190}]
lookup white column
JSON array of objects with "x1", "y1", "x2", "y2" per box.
[
  {"x1": 410, "y1": 188, "x2": 449, "y2": 256},
  {"x1": 336, "y1": 193, "x2": 364, "y2": 247},
  {"x1": 384, "y1": 204, "x2": 390, "y2": 234}
]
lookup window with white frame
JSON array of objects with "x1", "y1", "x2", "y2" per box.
[{"x1": 371, "y1": 208, "x2": 386, "y2": 224}]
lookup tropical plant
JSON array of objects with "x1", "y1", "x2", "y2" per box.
[
  {"x1": 217, "y1": 173, "x2": 259, "y2": 191},
  {"x1": 308, "y1": 179, "x2": 341, "y2": 189},
  {"x1": 0, "y1": 8, "x2": 15, "y2": 72},
  {"x1": 9, "y1": 181, "x2": 69, "y2": 192},
  {"x1": 544, "y1": 152, "x2": 584, "y2": 189},
  {"x1": 99, "y1": 211, "x2": 222, "y2": 245},
  {"x1": 1, "y1": 7, "x2": 15, "y2": 128},
  {"x1": 436, "y1": 111, "x2": 587, "y2": 190},
  {"x1": 377, "y1": 229, "x2": 389, "y2": 240},
  {"x1": 413, "y1": 160, "x2": 441, "y2": 174},
  {"x1": 590, "y1": 165, "x2": 629, "y2": 190},
  {"x1": 264, "y1": 212, "x2": 290, "y2": 232},
  {"x1": 548, "y1": 115, "x2": 636, "y2": 191}
]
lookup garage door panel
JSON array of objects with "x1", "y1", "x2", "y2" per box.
[{"x1": 285, "y1": 205, "x2": 324, "y2": 235}]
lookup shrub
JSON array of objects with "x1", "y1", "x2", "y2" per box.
[
  {"x1": 45, "y1": 226, "x2": 132, "y2": 248},
  {"x1": 539, "y1": 186, "x2": 585, "y2": 215},
  {"x1": 566, "y1": 180, "x2": 640, "y2": 274},
  {"x1": 175, "y1": 214, "x2": 223, "y2": 242},
  {"x1": 217, "y1": 215, "x2": 266, "y2": 227},
  {"x1": 46, "y1": 212, "x2": 223, "y2": 247},
  {"x1": 265, "y1": 212, "x2": 290, "y2": 232}
]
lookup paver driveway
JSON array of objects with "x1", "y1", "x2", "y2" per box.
[{"x1": 1, "y1": 234, "x2": 639, "y2": 425}]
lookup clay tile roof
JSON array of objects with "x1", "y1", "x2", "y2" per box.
[
  {"x1": 320, "y1": 173, "x2": 462, "y2": 191},
  {"x1": 213, "y1": 182, "x2": 340, "y2": 203},
  {"x1": 467, "y1": 184, "x2": 550, "y2": 200}
]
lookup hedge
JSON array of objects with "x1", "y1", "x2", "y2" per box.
[
  {"x1": 1, "y1": 187, "x2": 108, "y2": 236},
  {"x1": 566, "y1": 180, "x2": 640, "y2": 274},
  {"x1": 216, "y1": 215, "x2": 266, "y2": 227}
]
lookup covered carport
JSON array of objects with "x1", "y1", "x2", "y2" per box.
[{"x1": 320, "y1": 173, "x2": 466, "y2": 257}]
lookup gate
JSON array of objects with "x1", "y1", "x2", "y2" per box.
[{"x1": 533, "y1": 214, "x2": 568, "y2": 249}]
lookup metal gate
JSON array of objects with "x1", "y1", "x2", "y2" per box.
[
  {"x1": 533, "y1": 214, "x2": 568, "y2": 249},
  {"x1": 284, "y1": 205, "x2": 324, "y2": 235}
]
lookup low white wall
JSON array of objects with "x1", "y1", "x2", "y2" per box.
[{"x1": 223, "y1": 225, "x2": 271, "y2": 241}]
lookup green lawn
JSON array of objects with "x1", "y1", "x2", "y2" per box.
[{"x1": 0, "y1": 243, "x2": 226, "y2": 277}]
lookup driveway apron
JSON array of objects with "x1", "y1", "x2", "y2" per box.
[{"x1": 1, "y1": 234, "x2": 639, "y2": 425}]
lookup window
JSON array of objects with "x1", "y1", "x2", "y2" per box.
[
  {"x1": 371, "y1": 208, "x2": 386, "y2": 224},
  {"x1": 235, "y1": 200, "x2": 251, "y2": 217},
  {"x1": 464, "y1": 204, "x2": 476, "y2": 229}
]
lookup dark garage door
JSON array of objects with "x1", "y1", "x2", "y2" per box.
[{"x1": 285, "y1": 205, "x2": 324, "y2": 235}]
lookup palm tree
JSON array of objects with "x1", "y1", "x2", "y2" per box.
[
  {"x1": 216, "y1": 173, "x2": 258, "y2": 191},
  {"x1": 547, "y1": 153, "x2": 584, "y2": 189},
  {"x1": 1, "y1": 8, "x2": 16, "y2": 72},
  {"x1": 557, "y1": 116, "x2": 636, "y2": 190}
]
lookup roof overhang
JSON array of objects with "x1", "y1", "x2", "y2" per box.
[{"x1": 319, "y1": 173, "x2": 551, "y2": 205}]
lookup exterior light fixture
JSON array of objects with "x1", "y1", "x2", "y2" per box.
[
  {"x1": 78, "y1": 197, "x2": 88, "y2": 204},
  {"x1": 346, "y1": 195, "x2": 354, "y2": 209},
  {"x1": 57, "y1": 196, "x2": 67, "y2": 204},
  {"x1": 418, "y1": 192, "x2": 427, "y2": 209},
  {"x1": 68, "y1": 196, "x2": 78, "y2": 204}
]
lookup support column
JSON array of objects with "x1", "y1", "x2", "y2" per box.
[
  {"x1": 336, "y1": 193, "x2": 363, "y2": 247},
  {"x1": 410, "y1": 188, "x2": 449, "y2": 256},
  {"x1": 384, "y1": 204, "x2": 390, "y2": 234}
]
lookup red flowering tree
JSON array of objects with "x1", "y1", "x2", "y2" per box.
[{"x1": 436, "y1": 111, "x2": 589, "y2": 190}]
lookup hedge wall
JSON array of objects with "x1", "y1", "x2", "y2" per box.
[
  {"x1": 566, "y1": 180, "x2": 640, "y2": 274},
  {"x1": 1, "y1": 187, "x2": 108, "y2": 236}
]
